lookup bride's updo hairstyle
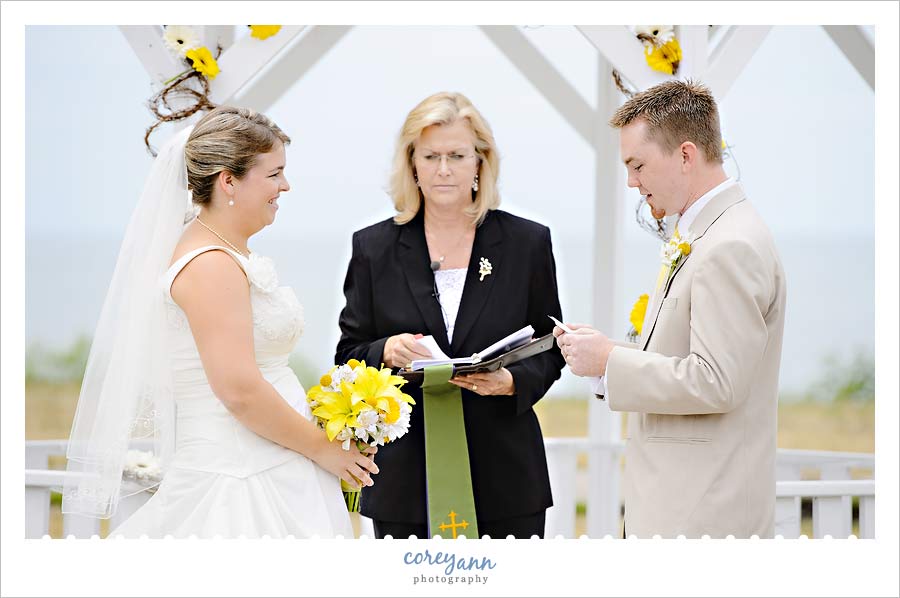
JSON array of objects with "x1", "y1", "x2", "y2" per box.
[{"x1": 185, "y1": 106, "x2": 291, "y2": 205}]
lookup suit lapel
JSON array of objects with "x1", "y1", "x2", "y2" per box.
[
  {"x1": 449, "y1": 211, "x2": 503, "y2": 356},
  {"x1": 641, "y1": 185, "x2": 747, "y2": 351},
  {"x1": 397, "y1": 213, "x2": 451, "y2": 355},
  {"x1": 640, "y1": 288, "x2": 667, "y2": 350}
]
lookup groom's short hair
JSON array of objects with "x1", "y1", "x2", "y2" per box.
[{"x1": 609, "y1": 80, "x2": 724, "y2": 164}]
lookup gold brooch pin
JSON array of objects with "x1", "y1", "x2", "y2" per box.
[{"x1": 478, "y1": 257, "x2": 493, "y2": 281}]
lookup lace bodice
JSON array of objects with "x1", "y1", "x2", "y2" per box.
[{"x1": 163, "y1": 247, "x2": 305, "y2": 364}]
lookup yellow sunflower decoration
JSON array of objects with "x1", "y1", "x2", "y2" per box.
[
  {"x1": 634, "y1": 25, "x2": 682, "y2": 76},
  {"x1": 185, "y1": 46, "x2": 220, "y2": 80},
  {"x1": 249, "y1": 25, "x2": 282, "y2": 40}
]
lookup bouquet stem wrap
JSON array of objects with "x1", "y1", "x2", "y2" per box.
[
  {"x1": 341, "y1": 440, "x2": 368, "y2": 513},
  {"x1": 422, "y1": 365, "x2": 479, "y2": 539},
  {"x1": 342, "y1": 480, "x2": 361, "y2": 512}
]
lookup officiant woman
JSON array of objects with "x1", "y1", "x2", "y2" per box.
[{"x1": 335, "y1": 91, "x2": 565, "y2": 539}]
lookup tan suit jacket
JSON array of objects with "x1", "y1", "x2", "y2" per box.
[{"x1": 607, "y1": 184, "x2": 786, "y2": 538}]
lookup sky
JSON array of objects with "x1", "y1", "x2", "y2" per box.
[{"x1": 24, "y1": 24, "x2": 874, "y2": 240}]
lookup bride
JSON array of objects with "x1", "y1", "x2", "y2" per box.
[{"x1": 62, "y1": 106, "x2": 377, "y2": 538}]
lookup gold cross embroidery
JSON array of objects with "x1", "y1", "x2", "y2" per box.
[{"x1": 438, "y1": 510, "x2": 470, "y2": 539}]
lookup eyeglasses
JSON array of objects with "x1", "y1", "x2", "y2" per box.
[{"x1": 414, "y1": 152, "x2": 477, "y2": 171}]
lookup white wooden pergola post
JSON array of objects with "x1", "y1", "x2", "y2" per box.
[{"x1": 586, "y1": 54, "x2": 625, "y2": 537}]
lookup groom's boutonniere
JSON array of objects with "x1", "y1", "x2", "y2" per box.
[
  {"x1": 660, "y1": 230, "x2": 694, "y2": 276},
  {"x1": 478, "y1": 257, "x2": 493, "y2": 281}
]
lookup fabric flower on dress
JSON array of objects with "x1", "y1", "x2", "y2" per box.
[
  {"x1": 163, "y1": 25, "x2": 201, "y2": 58},
  {"x1": 246, "y1": 254, "x2": 279, "y2": 293}
]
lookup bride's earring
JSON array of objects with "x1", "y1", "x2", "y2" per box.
[
  {"x1": 413, "y1": 172, "x2": 419, "y2": 187},
  {"x1": 228, "y1": 196, "x2": 235, "y2": 206},
  {"x1": 472, "y1": 173, "x2": 479, "y2": 192}
]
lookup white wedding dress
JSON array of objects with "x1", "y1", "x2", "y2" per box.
[{"x1": 110, "y1": 246, "x2": 352, "y2": 538}]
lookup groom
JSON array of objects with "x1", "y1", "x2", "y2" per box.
[{"x1": 556, "y1": 80, "x2": 786, "y2": 538}]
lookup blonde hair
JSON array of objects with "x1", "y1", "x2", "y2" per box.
[
  {"x1": 389, "y1": 92, "x2": 501, "y2": 225},
  {"x1": 609, "y1": 79, "x2": 723, "y2": 164},
  {"x1": 185, "y1": 106, "x2": 291, "y2": 205}
]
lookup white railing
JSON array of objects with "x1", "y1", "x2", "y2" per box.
[
  {"x1": 24, "y1": 439, "x2": 875, "y2": 539},
  {"x1": 25, "y1": 439, "x2": 155, "y2": 539},
  {"x1": 775, "y1": 479, "x2": 875, "y2": 539},
  {"x1": 540, "y1": 440, "x2": 874, "y2": 538}
]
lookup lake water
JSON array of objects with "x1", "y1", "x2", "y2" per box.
[{"x1": 25, "y1": 232, "x2": 874, "y2": 397}]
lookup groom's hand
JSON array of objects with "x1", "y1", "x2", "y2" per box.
[
  {"x1": 383, "y1": 333, "x2": 433, "y2": 368},
  {"x1": 552, "y1": 322, "x2": 594, "y2": 338},
  {"x1": 556, "y1": 325, "x2": 614, "y2": 377}
]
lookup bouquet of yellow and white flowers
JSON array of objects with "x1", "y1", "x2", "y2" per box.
[{"x1": 306, "y1": 359, "x2": 415, "y2": 512}]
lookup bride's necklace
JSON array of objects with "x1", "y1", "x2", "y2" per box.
[{"x1": 195, "y1": 217, "x2": 249, "y2": 258}]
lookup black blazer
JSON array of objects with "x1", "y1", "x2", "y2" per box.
[{"x1": 335, "y1": 208, "x2": 565, "y2": 523}]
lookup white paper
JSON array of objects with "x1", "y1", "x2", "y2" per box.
[
  {"x1": 548, "y1": 315, "x2": 574, "y2": 334},
  {"x1": 475, "y1": 325, "x2": 534, "y2": 361},
  {"x1": 409, "y1": 325, "x2": 535, "y2": 371},
  {"x1": 416, "y1": 335, "x2": 448, "y2": 360}
]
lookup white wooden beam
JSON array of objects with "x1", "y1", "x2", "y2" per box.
[
  {"x1": 232, "y1": 25, "x2": 353, "y2": 112},
  {"x1": 677, "y1": 25, "x2": 709, "y2": 80},
  {"x1": 705, "y1": 26, "x2": 772, "y2": 99},
  {"x1": 823, "y1": 25, "x2": 875, "y2": 90},
  {"x1": 586, "y1": 55, "x2": 624, "y2": 538},
  {"x1": 209, "y1": 25, "x2": 307, "y2": 105},
  {"x1": 200, "y1": 25, "x2": 235, "y2": 54},
  {"x1": 479, "y1": 26, "x2": 594, "y2": 146},
  {"x1": 119, "y1": 25, "x2": 180, "y2": 86},
  {"x1": 576, "y1": 25, "x2": 669, "y2": 92}
]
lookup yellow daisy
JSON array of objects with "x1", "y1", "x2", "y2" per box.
[
  {"x1": 186, "y1": 47, "x2": 220, "y2": 80},
  {"x1": 644, "y1": 38, "x2": 682, "y2": 75}
]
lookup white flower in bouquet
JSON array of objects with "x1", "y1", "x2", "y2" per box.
[
  {"x1": 357, "y1": 409, "x2": 379, "y2": 430},
  {"x1": 330, "y1": 364, "x2": 359, "y2": 390},
  {"x1": 382, "y1": 401, "x2": 413, "y2": 443},
  {"x1": 335, "y1": 427, "x2": 354, "y2": 451},
  {"x1": 364, "y1": 425, "x2": 388, "y2": 447}
]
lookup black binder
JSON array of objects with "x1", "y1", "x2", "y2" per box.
[{"x1": 397, "y1": 333, "x2": 556, "y2": 385}]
